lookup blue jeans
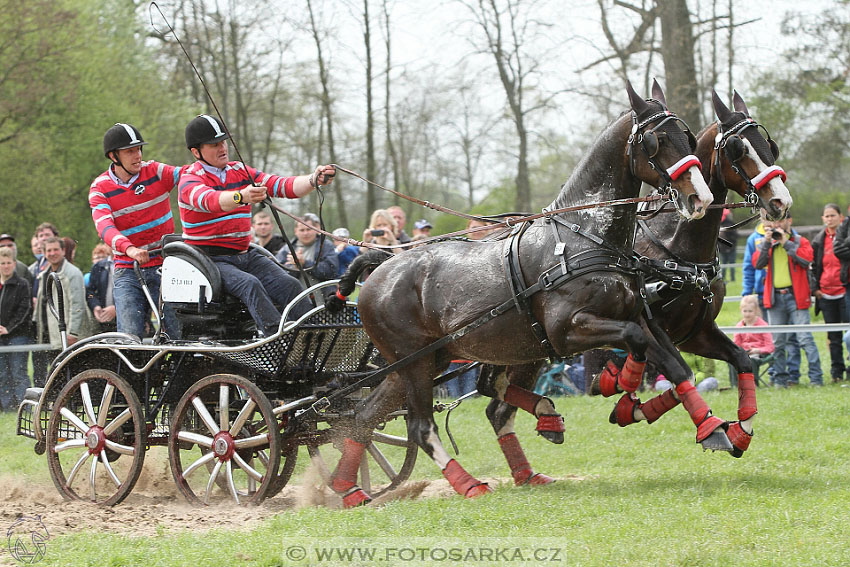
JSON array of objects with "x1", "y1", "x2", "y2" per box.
[
  {"x1": 443, "y1": 362, "x2": 480, "y2": 398},
  {"x1": 767, "y1": 292, "x2": 823, "y2": 386},
  {"x1": 212, "y1": 250, "x2": 311, "y2": 335},
  {"x1": 765, "y1": 311, "x2": 801, "y2": 383},
  {"x1": 0, "y1": 335, "x2": 31, "y2": 411},
  {"x1": 114, "y1": 266, "x2": 179, "y2": 339}
]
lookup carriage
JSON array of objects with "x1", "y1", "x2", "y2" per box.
[{"x1": 15, "y1": 240, "x2": 419, "y2": 506}]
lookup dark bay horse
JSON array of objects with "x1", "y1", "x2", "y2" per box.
[
  {"x1": 480, "y1": 91, "x2": 793, "y2": 484},
  {"x1": 327, "y1": 82, "x2": 719, "y2": 506},
  {"x1": 602, "y1": 91, "x2": 792, "y2": 456}
]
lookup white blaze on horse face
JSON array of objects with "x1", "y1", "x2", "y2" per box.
[
  {"x1": 741, "y1": 138, "x2": 793, "y2": 211},
  {"x1": 686, "y1": 167, "x2": 713, "y2": 220}
]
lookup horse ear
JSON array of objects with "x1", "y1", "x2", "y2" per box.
[
  {"x1": 650, "y1": 79, "x2": 667, "y2": 106},
  {"x1": 626, "y1": 80, "x2": 650, "y2": 115},
  {"x1": 712, "y1": 89, "x2": 733, "y2": 123},
  {"x1": 732, "y1": 90, "x2": 751, "y2": 116}
]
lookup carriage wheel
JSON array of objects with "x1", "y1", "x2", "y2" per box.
[
  {"x1": 307, "y1": 415, "x2": 417, "y2": 498},
  {"x1": 169, "y1": 374, "x2": 280, "y2": 505},
  {"x1": 45, "y1": 369, "x2": 146, "y2": 506}
]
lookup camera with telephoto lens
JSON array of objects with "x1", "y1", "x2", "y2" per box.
[{"x1": 771, "y1": 229, "x2": 782, "y2": 240}]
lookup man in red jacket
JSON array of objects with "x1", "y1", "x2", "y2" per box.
[
  {"x1": 179, "y1": 114, "x2": 335, "y2": 336},
  {"x1": 753, "y1": 215, "x2": 823, "y2": 387}
]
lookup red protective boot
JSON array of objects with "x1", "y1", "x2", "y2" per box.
[
  {"x1": 617, "y1": 354, "x2": 646, "y2": 393},
  {"x1": 330, "y1": 438, "x2": 366, "y2": 493},
  {"x1": 497, "y1": 433, "x2": 555, "y2": 486},
  {"x1": 609, "y1": 393, "x2": 640, "y2": 426},
  {"x1": 676, "y1": 381, "x2": 725, "y2": 443},
  {"x1": 639, "y1": 389, "x2": 680, "y2": 424},
  {"x1": 442, "y1": 459, "x2": 492, "y2": 498},
  {"x1": 737, "y1": 372, "x2": 758, "y2": 421}
]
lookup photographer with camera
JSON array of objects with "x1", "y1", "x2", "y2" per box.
[
  {"x1": 361, "y1": 209, "x2": 401, "y2": 254},
  {"x1": 753, "y1": 214, "x2": 823, "y2": 387},
  {"x1": 276, "y1": 213, "x2": 339, "y2": 282}
]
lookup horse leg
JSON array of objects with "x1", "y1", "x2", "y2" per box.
[
  {"x1": 483, "y1": 363, "x2": 555, "y2": 486},
  {"x1": 638, "y1": 315, "x2": 732, "y2": 452},
  {"x1": 575, "y1": 315, "x2": 649, "y2": 397},
  {"x1": 477, "y1": 363, "x2": 565, "y2": 444},
  {"x1": 328, "y1": 373, "x2": 407, "y2": 508},
  {"x1": 679, "y1": 325, "x2": 757, "y2": 458}
]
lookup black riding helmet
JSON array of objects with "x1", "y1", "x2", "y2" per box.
[
  {"x1": 185, "y1": 114, "x2": 231, "y2": 149},
  {"x1": 103, "y1": 123, "x2": 147, "y2": 158}
]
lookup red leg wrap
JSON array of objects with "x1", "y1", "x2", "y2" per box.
[
  {"x1": 504, "y1": 384, "x2": 544, "y2": 415},
  {"x1": 676, "y1": 381, "x2": 724, "y2": 443},
  {"x1": 342, "y1": 487, "x2": 372, "y2": 508},
  {"x1": 617, "y1": 354, "x2": 646, "y2": 393},
  {"x1": 695, "y1": 415, "x2": 726, "y2": 444},
  {"x1": 442, "y1": 459, "x2": 491, "y2": 498},
  {"x1": 726, "y1": 421, "x2": 753, "y2": 454},
  {"x1": 535, "y1": 414, "x2": 565, "y2": 434},
  {"x1": 525, "y1": 473, "x2": 555, "y2": 485},
  {"x1": 639, "y1": 389, "x2": 680, "y2": 424},
  {"x1": 594, "y1": 361, "x2": 621, "y2": 397},
  {"x1": 611, "y1": 393, "x2": 639, "y2": 427},
  {"x1": 737, "y1": 373, "x2": 758, "y2": 421},
  {"x1": 498, "y1": 433, "x2": 532, "y2": 485},
  {"x1": 330, "y1": 438, "x2": 365, "y2": 493}
]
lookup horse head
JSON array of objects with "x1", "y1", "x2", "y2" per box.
[
  {"x1": 626, "y1": 80, "x2": 713, "y2": 220},
  {"x1": 711, "y1": 90, "x2": 792, "y2": 220}
]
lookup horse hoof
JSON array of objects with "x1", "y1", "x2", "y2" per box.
[
  {"x1": 590, "y1": 361, "x2": 620, "y2": 397},
  {"x1": 342, "y1": 487, "x2": 372, "y2": 508},
  {"x1": 609, "y1": 393, "x2": 639, "y2": 427},
  {"x1": 537, "y1": 430, "x2": 564, "y2": 444},
  {"x1": 536, "y1": 415, "x2": 565, "y2": 444},
  {"x1": 699, "y1": 430, "x2": 733, "y2": 452},
  {"x1": 725, "y1": 421, "x2": 752, "y2": 458},
  {"x1": 525, "y1": 473, "x2": 555, "y2": 486},
  {"x1": 465, "y1": 483, "x2": 492, "y2": 498}
]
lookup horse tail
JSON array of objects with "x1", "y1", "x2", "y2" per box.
[{"x1": 325, "y1": 249, "x2": 392, "y2": 312}]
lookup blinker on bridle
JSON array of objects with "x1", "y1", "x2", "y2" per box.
[
  {"x1": 628, "y1": 110, "x2": 701, "y2": 199},
  {"x1": 713, "y1": 117, "x2": 786, "y2": 211}
]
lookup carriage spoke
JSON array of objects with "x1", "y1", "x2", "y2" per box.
[
  {"x1": 100, "y1": 452, "x2": 122, "y2": 487},
  {"x1": 232, "y1": 452, "x2": 263, "y2": 482},
  {"x1": 66, "y1": 449, "x2": 91, "y2": 487},
  {"x1": 60, "y1": 407, "x2": 90, "y2": 435},
  {"x1": 89, "y1": 453, "x2": 99, "y2": 501},
  {"x1": 367, "y1": 442, "x2": 398, "y2": 479},
  {"x1": 104, "y1": 439, "x2": 135, "y2": 456},
  {"x1": 54, "y1": 438, "x2": 86, "y2": 453},
  {"x1": 219, "y1": 384, "x2": 230, "y2": 432},
  {"x1": 204, "y1": 460, "x2": 223, "y2": 505},
  {"x1": 182, "y1": 451, "x2": 216, "y2": 479},
  {"x1": 97, "y1": 384, "x2": 115, "y2": 428},
  {"x1": 192, "y1": 396, "x2": 220, "y2": 436},
  {"x1": 177, "y1": 431, "x2": 213, "y2": 448},
  {"x1": 229, "y1": 399, "x2": 257, "y2": 437},
  {"x1": 225, "y1": 460, "x2": 240, "y2": 504},
  {"x1": 103, "y1": 408, "x2": 133, "y2": 436},
  {"x1": 233, "y1": 433, "x2": 270, "y2": 450},
  {"x1": 79, "y1": 382, "x2": 97, "y2": 426},
  {"x1": 256, "y1": 450, "x2": 269, "y2": 467}
]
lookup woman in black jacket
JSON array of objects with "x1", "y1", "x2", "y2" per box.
[{"x1": 0, "y1": 247, "x2": 33, "y2": 410}]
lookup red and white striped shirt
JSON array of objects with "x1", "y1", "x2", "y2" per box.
[
  {"x1": 178, "y1": 161, "x2": 298, "y2": 251},
  {"x1": 89, "y1": 161, "x2": 181, "y2": 269}
]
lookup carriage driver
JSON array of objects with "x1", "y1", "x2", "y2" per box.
[
  {"x1": 89, "y1": 123, "x2": 182, "y2": 339},
  {"x1": 178, "y1": 114, "x2": 336, "y2": 336}
]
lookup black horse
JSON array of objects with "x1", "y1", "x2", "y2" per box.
[
  {"x1": 601, "y1": 90, "x2": 792, "y2": 455},
  {"x1": 328, "y1": 82, "x2": 717, "y2": 506}
]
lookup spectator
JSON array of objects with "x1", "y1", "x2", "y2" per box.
[
  {"x1": 412, "y1": 219, "x2": 432, "y2": 239},
  {"x1": 830, "y1": 207, "x2": 850, "y2": 379},
  {"x1": 34, "y1": 238, "x2": 94, "y2": 372},
  {"x1": 86, "y1": 250, "x2": 116, "y2": 333},
  {"x1": 753, "y1": 214, "x2": 823, "y2": 387},
  {"x1": 442, "y1": 360, "x2": 480, "y2": 398},
  {"x1": 386, "y1": 205, "x2": 412, "y2": 244},
  {"x1": 332, "y1": 228, "x2": 359, "y2": 276},
  {"x1": 812, "y1": 203, "x2": 848, "y2": 383},
  {"x1": 89, "y1": 123, "x2": 182, "y2": 339},
  {"x1": 27, "y1": 222, "x2": 59, "y2": 386},
  {"x1": 719, "y1": 208, "x2": 739, "y2": 281},
  {"x1": 85, "y1": 243, "x2": 112, "y2": 286},
  {"x1": 732, "y1": 294, "x2": 775, "y2": 384},
  {"x1": 29, "y1": 235, "x2": 41, "y2": 264},
  {"x1": 252, "y1": 211, "x2": 284, "y2": 255},
  {"x1": 61, "y1": 237, "x2": 77, "y2": 264},
  {"x1": 361, "y1": 209, "x2": 401, "y2": 253},
  {"x1": 0, "y1": 247, "x2": 32, "y2": 410},
  {"x1": 742, "y1": 214, "x2": 801, "y2": 384},
  {"x1": 179, "y1": 114, "x2": 334, "y2": 336},
  {"x1": 466, "y1": 218, "x2": 497, "y2": 240},
  {"x1": 0, "y1": 234, "x2": 34, "y2": 286},
  {"x1": 276, "y1": 213, "x2": 338, "y2": 282}
]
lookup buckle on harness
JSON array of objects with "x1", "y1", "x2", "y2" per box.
[
  {"x1": 669, "y1": 278, "x2": 684, "y2": 291},
  {"x1": 311, "y1": 397, "x2": 331, "y2": 413},
  {"x1": 664, "y1": 260, "x2": 679, "y2": 270}
]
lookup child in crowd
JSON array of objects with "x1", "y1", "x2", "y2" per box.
[{"x1": 733, "y1": 294, "x2": 775, "y2": 385}]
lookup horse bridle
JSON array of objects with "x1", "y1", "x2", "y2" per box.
[
  {"x1": 627, "y1": 109, "x2": 701, "y2": 203},
  {"x1": 713, "y1": 117, "x2": 786, "y2": 211}
]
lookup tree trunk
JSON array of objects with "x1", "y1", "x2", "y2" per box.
[
  {"x1": 657, "y1": 0, "x2": 700, "y2": 128},
  {"x1": 383, "y1": 0, "x2": 401, "y2": 206},
  {"x1": 364, "y1": 0, "x2": 377, "y2": 222}
]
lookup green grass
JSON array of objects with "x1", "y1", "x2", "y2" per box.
[{"x1": 4, "y1": 382, "x2": 850, "y2": 567}]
